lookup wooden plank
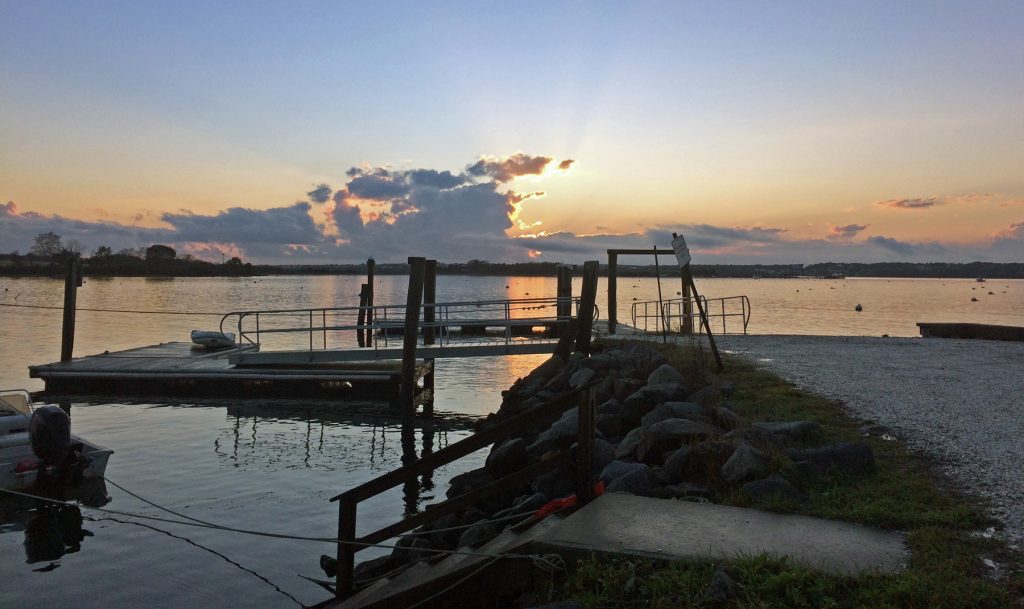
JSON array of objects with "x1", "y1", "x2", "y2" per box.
[
  {"x1": 61, "y1": 258, "x2": 81, "y2": 362},
  {"x1": 607, "y1": 252, "x2": 618, "y2": 334},
  {"x1": 233, "y1": 341, "x2": 560, "y2": 365}
]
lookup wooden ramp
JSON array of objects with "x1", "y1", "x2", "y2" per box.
[
  {"x1": 29, "y1": 342, "x2": 433, "y2": 400},
  {"x1": 231, "y1": 340, "x2": 559, "y2": 366}
]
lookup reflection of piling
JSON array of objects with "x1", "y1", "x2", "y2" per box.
[
  {"x1": 400, "y1": 257, "x2": 426, "y2": 417},
  {"x1": 420, "y1": 418, "x2": 434, "y2": 494},
  {"x1": 401, "y1": 424, "x2": 418, "y2": 516},
  {"x1": 60, "y1": 257, "x2": 82, "y2": 362}
]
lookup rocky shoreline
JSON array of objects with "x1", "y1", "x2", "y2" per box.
[{"x1": 344, "y1": 340, "x2": 876, "y2": 586}]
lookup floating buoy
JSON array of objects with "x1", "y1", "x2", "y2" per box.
[
  {"x1": 855, "y1": 304, "x2": 863, "y2": 312},
  {"x1": 971, "y1": 297, "x2": 978, "y2": 302}
]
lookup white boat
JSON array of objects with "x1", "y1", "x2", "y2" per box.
[
  {"x1": 0, "y1": 390, "x2": 113, "y2": 492},
  {"x1": 191, "y1": 329, "x2": 236, "y2": 348}
]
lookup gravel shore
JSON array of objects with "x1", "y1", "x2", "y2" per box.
[{"x1": 708, "y1": 335, "x2": 1024, "y2": 548}]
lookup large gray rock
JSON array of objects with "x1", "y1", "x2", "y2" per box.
[
  {"x1": 493, "y1": 492, "x2": 549, "y2": 519},
  {"x1": 507, "y1": 355, "x2": 565, "y2": 397},
  {"x1": 447, "y1": 467, "x2": 493, "y2": 499},
  {"x1": 458, "y1": 520, "x2": 499, "y2": 548},
  {"x1": 597, "y1": 398, "x2": 621, "y2": 415},
  {"x1": 721, "y1": 442, "x2": 772, "y2": 483},
  {"x1": 569, "y1": 367, "x2": 596, "y2": 388},
  {"x1": 638, "y1": 418, "x2": 717, "y2": 463},
  {"x1": 742, "y1": 474, "x2": 808, "y2": 504},
  {"x1": 787, "y1": 443, "x2": 874, "y2": 475},
  {"x1": 613, "y1": 378, "x2": 645, "y2": 401},
  {"x1": 485, "y1": 437, "x2": 528, "y2": 477},
  {"x1": 590, "y1": 438, "x2": 616, "y2": 475},
  {"x1": 713, "y1": 406, "x2": 741, "y2": 431},
  {"x1": 688, "y1": 385, "x2": 724, "y2": 407},
  {"x1": 605, "y1": 464, "x2": 655, "y2": 496},
  {"x1": 641, "y1": 401, "x2": 704, "y2": 428},
  {"x1": 621, "y1": 383, "x2": 690, "y2": 425},
  {"x1": 753, "y1": 421, "x2": 822, "y2": 441},
  {"x1": 660, "y1": 445, "x2": 692, "y2": 484},
  {"x1": 599, "y1": 460, "x2": 649, "y2": 484},
  {"x1": 352, "y1": 555, "x2": 393, "y2": 582},
  {"x1": 531, "y1": 464, "x2": 575, "y2": 499},
  {"x1": 705, "y1": 565, "x2": 738, "y2": 604},
  {"x1": 614, "y1": 427, "x2": 644, "y2": 460},
  {"x1": 647, "y1": 363, "x2": 686, "y2": 386},
  {"x1": 596, "y1": 413, "x2": 623, "y2": 438},
  {"x1": 527, "y1": 410, "x2": 579, "y2": 456}
]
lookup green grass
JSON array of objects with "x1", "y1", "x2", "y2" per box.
[{"x1": 524, "y1": 341, "x2": 1022, "y2": 608}]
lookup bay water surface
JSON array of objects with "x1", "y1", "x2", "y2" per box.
[{"x1": 0, "y1": 275, "x2": 1020, "y2": 608}]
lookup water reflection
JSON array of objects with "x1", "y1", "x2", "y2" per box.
[{"x1": 212, "y1": 400, "x2": 470, "y2": 515}]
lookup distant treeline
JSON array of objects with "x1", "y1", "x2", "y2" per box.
[{"x1": 2, "y1": 253, "x2": 1022, "y2": 279}]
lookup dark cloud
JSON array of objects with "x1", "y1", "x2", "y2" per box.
[
  {"x1": 345, "y1": 169, "x2": 412, "y2": 200},
  {"x1": 876, "y1": 197, "x2": 944, "y2": 209},
  {"x1": 161, "y1": 202, "x2": 322, "y2": 244},
  {"x1": 307, "y1": 183, "x2": 333, "y2": 204},
  {"x1": 864, "y1": 235, "x2": 948, "y2": 257},
  {"x1": 466, "y1": 153, "x2": 554, "y2": 182},
  {"x1": 409, "y1": 169, "x2": 467, "y2": 189},
  {"x1": 828, "y1": 224, "x2": 869, "y2": 239},
  {"x1": 557, "y1": 159, "x2": 575, "y2": 171}
]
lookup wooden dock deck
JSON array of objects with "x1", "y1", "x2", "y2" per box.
[{"x1": 29, "y1": 342, "x2": 434, "y2": 402}]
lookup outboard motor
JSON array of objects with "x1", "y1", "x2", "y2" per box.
[{"x1": 29, "y1": 405, "x2": 71, "y2": 465}]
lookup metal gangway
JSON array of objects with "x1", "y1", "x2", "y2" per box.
[
  {"x1": 631, "y1": 295, "x2": 751, "y2": 335},
  {"x1": 220, "y1": 295, "x2": 595, "y2": 364}
]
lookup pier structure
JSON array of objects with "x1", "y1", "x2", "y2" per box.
[{"x1": 30, "y1": 257, "x2": 598, "y2": 415}]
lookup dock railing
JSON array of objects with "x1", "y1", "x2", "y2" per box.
[
  {"x1": 219, "y1": 296, "x2": 594, "y2": 353},
  {"x1": 329, "y1": 382, "x2": 597, "y2": 597},
  {"x1": 631, "y1": 295, "x2": 750, "y2": 335}
]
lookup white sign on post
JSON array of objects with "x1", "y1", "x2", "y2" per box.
[{"x1": 671, "y1": 233, "x2": 691, "y2": 269}]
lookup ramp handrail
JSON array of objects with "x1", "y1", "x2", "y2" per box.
[
  {"x1": 329, "y1": 382, "x2": 597, "y2": 598},
  {"x1": 631, "y1": 295, "x2": 750, "y2": 335},
  {"x1": 219, "y1": 296, "x2": 597, "y2": 352}
]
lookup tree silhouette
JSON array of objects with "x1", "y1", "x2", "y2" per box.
[{"x1": 30, "y1": 232, "x2": 63, "y2": 257}]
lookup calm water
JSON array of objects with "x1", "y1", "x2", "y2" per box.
[{"x1": 0, "y1": 275, "x2": 1021, "y2": 608}]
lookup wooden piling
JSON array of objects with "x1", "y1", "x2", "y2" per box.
[
  {"x1": 365, "y1": 258, "x2": 376, "y2": 347},
  {"x1": 400, "y1": 257, "x2": 425, "y2": 416},
  {"x1": 575, "y1": 260, "x2": 599, "y2": 355},
  {"x1": 556, "y1": 265, "x2": 572, "y2": 319},
  {"x1": 356, "y1": 284, "x2": 368, "y2": 348},
  {"x1": 423, "y1": 259, "x2": 437, "y2": 346},
  {"x1": 60, "y1": 257, "x2": 82, "y2": 362},
  {"x1": 682, "y1": 268, "x2": 694, "y2": 334},
  {"x1": 607, "y1": 252, "x2": 618, "y2": 334}
]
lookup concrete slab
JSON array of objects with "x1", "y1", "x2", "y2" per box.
[{"x1": 534, "y1": 494, "x2": 906, "y2": 576}]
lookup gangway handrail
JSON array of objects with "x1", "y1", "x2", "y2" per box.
[
  {"x1": 631, "y1": 294, "x2": 750, "y2": 335},
  {"x1": 219, "y1": 295, "x2": 597, "y2": 353}
]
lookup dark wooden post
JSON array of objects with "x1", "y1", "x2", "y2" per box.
[
  {"x1": 356, "y1": 284, "x2": 368, "y2": 348},
  {"x1": 60, "y1": 257, "x2": 82, "y2": 362},
  {"x1": 575, "y1": 261, "x2": 599, "y2": 354},
  {"x1": 423, "y1": 259, "x2": 437, "y2": 345},
  {"x1": 686, "y1": 274, "x2": 724, "y2": 372},
  {"x1": 336, "y1": 498, "x2": 357, "y2": 597},
  {"x1": 682, "y1": 268, "x2": 694, "y2": 334},
  {"x1": 400, "y1": 257, "x2": 425, "y2": 416},
  {"x1": 575, "y1": 385, "x2": 596, "y2": 505},
  {"x1": 365, "y1": 258, "x2": 376, "y2": 347},
  {"x1": 607, "y1": 252, "x2": 618, "y2": 334}
]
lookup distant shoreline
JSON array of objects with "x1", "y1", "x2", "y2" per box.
[{"x1": 1, "y1": 256, "x2": 1022, "y2": 280}]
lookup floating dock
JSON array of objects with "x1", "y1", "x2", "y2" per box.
[
  {"x1": 29, "y1": 342, "x2": 434, "y2": 403},
  {"x1": 917, "y1": 322, "x2": 1024, "y2": 342}
]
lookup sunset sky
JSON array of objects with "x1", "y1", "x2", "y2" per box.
[{"x1": 2, "y1": 1, "x2": 1022, "y2": 263}]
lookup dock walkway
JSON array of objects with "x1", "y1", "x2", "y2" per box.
[{"x1": 29, "y1": 342, "x2": 433, "y2": 400}]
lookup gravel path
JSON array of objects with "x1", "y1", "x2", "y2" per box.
[{"x1": 708, "y1": 335, "x2": 1024, "y2": 548}]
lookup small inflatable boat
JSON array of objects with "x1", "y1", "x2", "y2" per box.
[{"x1": 190, "y1": 330, "x2": 236, "y2": 348}]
